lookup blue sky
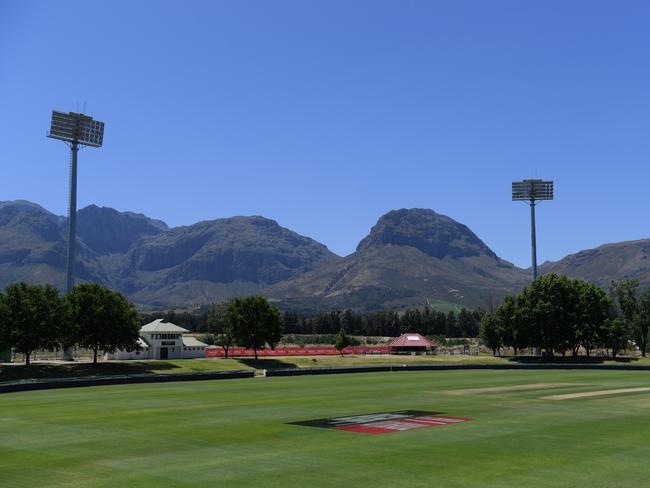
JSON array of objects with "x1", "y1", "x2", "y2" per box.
[{"x1": 1, "y1": 1, "x2": 649, "y2": 267}]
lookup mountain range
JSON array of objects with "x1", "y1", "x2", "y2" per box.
[{"x1": 1, "y1": 199, "x2": 647, "y2": 311}]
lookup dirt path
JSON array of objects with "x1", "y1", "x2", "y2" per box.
[{"x1": 442, "y1": 383, "x2": 587, "y2": 395}]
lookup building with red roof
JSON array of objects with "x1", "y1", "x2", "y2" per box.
[{"x1": 388, "y1": 333, "x2": 438, "y2": 354}]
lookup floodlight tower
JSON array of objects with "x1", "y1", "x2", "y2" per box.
[
  {"x1": 48, "y1": 111, "x2": 105, "y2": 359},
  {"x1": 512, "y1": 179, "x2": 554, "y2": 280}
]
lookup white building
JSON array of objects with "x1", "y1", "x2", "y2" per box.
[{"x1": 106, "y1": 319, "x2": 209, "y2": 360}]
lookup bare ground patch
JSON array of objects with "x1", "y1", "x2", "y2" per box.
[
  {"x1": 541, "y1": 387, "x2": 650, "y2": 400},
  {"x1": 442, "y1": 383, "x2": 588, "y2": 395}
]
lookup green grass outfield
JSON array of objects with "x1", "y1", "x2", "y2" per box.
[{"x1": 2, "y1": 369, "x2": 650, "y2": 487}]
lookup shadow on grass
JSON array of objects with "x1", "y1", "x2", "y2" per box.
[
  {"x1": 0, "y1": 361, "x2": 183, "y2": 382},
  {"x1": 237, "y1": 358, "x2": 298, "y2": 370},
  {"x1": 504, "y1": 355, "x2": 640, "y2": 364}
]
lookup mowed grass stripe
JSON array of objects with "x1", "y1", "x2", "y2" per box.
[
  {"x1": 541, "y1": 386, "x2": 650, "y2": 400},
  {"x1": 441, "y1": 382, "x2": 589, "y2": 395}
]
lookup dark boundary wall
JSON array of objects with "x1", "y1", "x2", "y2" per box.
[
  {"x1": 4, "y1": 363, "x2": 650, "y2": 393},
  {"x1": 0, "y1": 370, "x2": 255, "y2": 394},
  {"x1": 265, "y1": 363, "x2": 650, "y2": 377}
]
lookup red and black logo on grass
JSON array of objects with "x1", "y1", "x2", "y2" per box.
[{"x1": 290, "y1": 410, "x2": 473, "y2": 435}]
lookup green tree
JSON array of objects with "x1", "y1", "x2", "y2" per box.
[
  {"x1": 479, "y1": 313, "x2": 502, "y2": 356},
  {"x1": 208, "y1": 302, "x2": 235, "y2": 358},
  {"x1": 611, "y1": 280, "x2": 639, "y2": 323},
  {"x1": 67, "y1": 283, "x2": 141, "y2": 365},
  {"x1": 601, "y1": 318, "x2": 631, "y2": 358},
  {"x1": 445, "y1": 311, "x2": 458, "y2": 337},
  {"x1": 0, "y1": 283, "x2": 67, "y2": 366},
  {"x1": 334, "y1": 327, "x2": 352, "y2": 356},
  {"x1": 610, "y1": 280, "x2": 643, "y2": 356},
  {"x1": 575, "y1": 281, "x2": 613, "y2": 357},
  {"x1": 0, "y1": 294, "x2": 9, "y2": 349},
  {"x1": 636, "y1": 288, "x2": 650, "y2": 357},
  {"x1": 517, "y1": 274, "x2": 581, "y2": 357},
  {"x1": 496, "y1": 296, "x2": 527, "y2": 355},
  {"x1": 227, "y1": 296, "x2": 282, "y2": 360}
]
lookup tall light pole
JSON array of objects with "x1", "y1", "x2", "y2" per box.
[
  {"x1": 512, "y1": 179, "x2": 554, "y2": 280},
  {"x1": 48, "y1": 110, "x2": 105, "y2": 360}
]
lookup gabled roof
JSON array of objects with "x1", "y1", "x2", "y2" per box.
[
  {"x1": 140, "y1": 319, "x2": 189, "y2": 333},
  {"x1": 182, "y1": 336, "x2": 208, "y2": 348},
  {"x1": 388, "y1": 333, "x2": 437, "y2": 348}
]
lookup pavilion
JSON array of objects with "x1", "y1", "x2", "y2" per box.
[{"x1": 388, "y1": 333, "x2": 438, "y2": 355}]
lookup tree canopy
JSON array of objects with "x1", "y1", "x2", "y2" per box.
[
  {"x1": 0, "y1": 283, "x2": 67, "y2": 366},
  {"x1": 67, "y1": 283, "x2": 141, "y2": 364},
  {"x1": 226, "y1": 296, "x2": 283, "y2": 359}
]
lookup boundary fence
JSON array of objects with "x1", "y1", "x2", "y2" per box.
[{"x1": 4, "y1": 363, "x2": 650, "y2": 394}]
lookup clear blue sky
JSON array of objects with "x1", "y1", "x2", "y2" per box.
[{"x1": 1, "y1": 1, "x2": 649, "y2": 267}]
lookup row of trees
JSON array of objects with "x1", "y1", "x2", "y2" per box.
[
  {"x1": 479, "y1": 274, "x2": 650, "y2": 358},
  {"x1": 280, "y1": 307, "x2": 483, "y2": 338},
  {"x1": 153, "y1": 305, "x2": 485, "y2": 339},
  {"x1": 0, "y1": 282, "x2": 140, "y2": 365}
]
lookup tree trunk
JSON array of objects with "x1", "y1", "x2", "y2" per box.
[
  {"x1": 223, "y1": 345, "x2": 229, "y2": 359},
  {"x1": 93, "y1": 347, "x2": 98, "y2": 365},
  {"x1": 25, "y1": 352, "x2": 30, "y2": 367},
  {"x1": 254, "y1": 349, "x2": 258, "y2": 360}
]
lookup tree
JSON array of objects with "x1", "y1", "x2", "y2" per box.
[
  {"x1": 610, "y1": 280, "x2": 642, "y2": 357},
  {"x1": 479, "y1": 313, "x2": 502, "y2": 356},
  {"x1": 227, "y1": 296, "x2": 283, "y2": 360},
  {"x1": 575, "y1": 281, "x2": 613, "y2": 357},
  {"x1": 335, "y1": 328, "x2": 352, "y2": 356},
  {"x1": 517, "y1": 274, "x2": 581, "y2": 357},
  {"x1": 0, "y1": 283, "x2": 67, "y2": 366},
  {"x1": 445, "y1": 311, "x2": 458, "y2": 337},
  {"x1": 208, "y1": 302, "x2": 235, "y2": 358},
  {"x1": 636, "y1": 288, "x2": 650, "y2": 357},
  {"x1": 496, "y1": 296, "x2": 526, "y2": 355},
  {"x1": 0, "y1": 294, "x2": 11, "y2": 358},
  {"x1": 601, "y1": 318, "x2": 631, "y2": 358},
  {"x1": 67, "y1": 283, "x2": 141, "y2": 365}
]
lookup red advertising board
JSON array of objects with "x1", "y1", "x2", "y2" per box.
[{"x1": 205, "y1": 346, "x2": 389, "y2": 358}]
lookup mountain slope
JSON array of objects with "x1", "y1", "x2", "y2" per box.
[
  {"x1": 268, "y1": 209, "x2": 529, "y2": 311},
  {"x1": 120, "y1": 216, "x2": 340, "y2": 307},
  {"x1": 540, "y1": 239, "x2": 650, "y2": 288},
  {"x1": 0, "y1": 201, "x2": 340, "y2": 308}
]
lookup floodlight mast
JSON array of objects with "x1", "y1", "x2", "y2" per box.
[
  {"x1": 512, "y1": 179, "x2": 554, "y2": 280},
  {"x1": 48, "y1": 111, "x2": 104, "y2": 360}
]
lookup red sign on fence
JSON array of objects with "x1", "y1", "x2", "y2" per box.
[{"x1": 205, "y1": 346, "x2": 390, "y2": 358}]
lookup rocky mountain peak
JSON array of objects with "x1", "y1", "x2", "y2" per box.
[{"x1": 356, "y1": 208, "x2": 497, "y2": 260}]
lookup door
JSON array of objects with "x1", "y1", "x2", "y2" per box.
[{"x1": 160, "y1": 347, "x2": 168, "y2": 360}]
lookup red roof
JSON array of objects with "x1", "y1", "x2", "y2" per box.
[{"x1": 388, "y1": 333, "x2": 437, "y2": 348}]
